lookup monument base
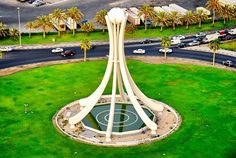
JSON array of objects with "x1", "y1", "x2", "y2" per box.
[{"x1": 53, "y1": 95, "x2": 181, "y2": 146}]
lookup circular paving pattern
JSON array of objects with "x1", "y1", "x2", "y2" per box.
[{"x1": 82, "y1": 103, "x2": 155, "y2": 132}]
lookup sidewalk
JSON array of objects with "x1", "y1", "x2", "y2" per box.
[{"x1": 182, "y1": 44, "x2": 236, "y2": 57}]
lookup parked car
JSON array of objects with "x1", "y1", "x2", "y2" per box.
[
  {"x1": 133, "y1": 49, "x2": 145, "y2": 54},
  {"x1": 0, "y1": 46, "x2": 13, "y2": 52},
  {"x1": 51, "y1": 48, "x2": 64, "y2": 53},
  {"x1": 195, "y1": 32, "x2": 206, "y2": 38},
  {"x1": 187, "y1": 40, "x2": 200, "y2": 46},
  {"x1": 176, "y1": 43, "x2": 186, "y2": 48},
  {"x1": 172, "y1": 35, "x2": 185, "y2": 40},
  {"x1": 61, "y1": 50, "x2": 76, "y2": 57},
  {"x1": 222, "y1": 60, "x2": 234, "y2": 67},
  {"x1": 141, "y1": 38, "x2": 152, "y2": 44},
  {"x1": 171, "y1": 38, "x2": 181, "y2": 45},
  {"x1": 159, "y1": 48, "x2": 172, "y2": 53}
]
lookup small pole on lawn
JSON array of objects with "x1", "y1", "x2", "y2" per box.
[
  {"x1": 17, "y1": 7, "x2": 22, "y2": 47},
  {"x1": 24, "y1": 104, "x2": 28, "y2": 113}
]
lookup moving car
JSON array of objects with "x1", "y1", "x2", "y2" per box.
[
  {"x1": 222, "y1": 60, "x2": 234, "y2": 67},
  {"x1": 141, "y1": 38, "x2": 152, "y2": 44},
  {"x1": 133, "y1": 49, "x2": 145, "y2": 54},
  {"x1": 187, "y1": 40, "x2": 200, "y2": 46},
  {"x1": 51, "y1": 48, "x2": 64, "y2": 53},
  {"x1": 159, "y1": 48, "x2": 172, "y2": 53},
  {"x1": 33, "y1": 0, "x2": 46, "y2": 7},
  {"x1": 28, "y1": 0, "x2": 36, "y2": 4},
  {"x1": 0, "y1": 46, "x2": 13, "y2": 52},
  {"x1": 61, "y1": 50, "x2": 76, "y2": 57},
  {"x1": 176, "y1": 43, "x2": 186, "y2": 48}
]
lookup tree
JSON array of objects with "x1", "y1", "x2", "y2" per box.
[
  {"x1": 50, "y1": 9, "x2": 67, "y2": 37},
  {"x1": 161, "y1": 36, "x2": 171, "y2": 59},
  {"x1": 209, "y1": 39, "x2": 220, "y2": 65},
  {"x1": 194, "y1": 9, "x2": 208, "y2": 28},
  {"x1": 125, "y1": 23, "x2": 137, "y2": 34},
  {"x1": 221, "y1": 4, "x2": 234, "y2": 24},
  {"x1": 8, "y1": 28, "x2": 19, "y2": 41},
  {"x1": 0, "y1": 22, "x2": 8, "y2": 38},
  {"x1": 206, "y1": 0, "x2": 223, "y2": 26},
  {"x1": 80, "y1": 39, "x2": 91, "y2": 62},
  {"x1": 34, "y1": 15, "x2": 53, "y2": 38},
  {"x1": 169, "y1": 11, "x2": 182, "y2": 30},
  {"x1": 67, "y1": 7, "x2": 84, "y2": 36},
  {"x1": 183, "y1": 11, "x2": 195, "y2": 30},
  {"x1": 25, "y1": 22, "x2": 35, "y2": 38},
  {"x1": 80, "y1": 22, "x2": 95, "y2": 36},
  {"x1": 94, "y1": 9, "x2": 108, "y2": 33},
  {"x1": 138, "y1": 4, "x2": 155, "y2": 32},
  {"x1": 153, "y1": 12, "x2": 169, "y2": 32}
]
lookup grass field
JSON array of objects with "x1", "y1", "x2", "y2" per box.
[
  {"x1": 0, "y1": 60, "x2": 235, "y2": 158},
  {"x1": 0, "y1": 20, "x2": 235, "y2": 46},
  {"x1": 220, "y1": 40, "x2": 236, "y2": 51}
]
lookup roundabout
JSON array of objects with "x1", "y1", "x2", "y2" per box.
[
  {"x1": 0, "y1": 59, "x2": 235, "y2": 157},
  {"x1": 53, "y1": 8, "x2": 182, "y2": 145}
]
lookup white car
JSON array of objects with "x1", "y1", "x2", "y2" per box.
[
  {"x1": 172, "y1": 35, "x2": 185, "y2": 40},
  {"x1": 133, "y1": 49, "x2": 145, "y2": 54},
  {"x1": 51, "y1": 48, "x2": 64, "y2": 53},
  {"x1": 159, "y1": 48, "x2": 173, "y2": 53},
  {"x1": 0, "y1": 46, "x2": 13, "y2": 52}
]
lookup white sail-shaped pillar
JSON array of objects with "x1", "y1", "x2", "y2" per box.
[{"x1": 69, "y1": 8, "x2": 163, "y2": 141}]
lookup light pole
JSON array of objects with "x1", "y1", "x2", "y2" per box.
[
  {"x1": 24, "y1": 104, "x2": 28, "y2": 113},
  {"x1": 17, "y1": 7, "x2": 22, "y2": 47}
]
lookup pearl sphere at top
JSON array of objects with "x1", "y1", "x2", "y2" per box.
[{"x1": 107, "y1": 8, "x2": 125, "y2": 24}]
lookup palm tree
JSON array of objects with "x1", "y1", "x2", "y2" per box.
[
  {"x1": 50, "y1": 9, "x2": 67, "y2": 37},
  {"x1": 94, "y1": 9, "x2": 108, "y2": 33},
  {"x1": 34, "y1": 15, "x2": 53, "y2": 38},
  {"x1": 169, "y1": 11, "x2": 182, "y2": 30},
  {"x1": 221, "y1": 5, "x2": 234, "y2": 24},
  {"x1": 194, "y1": 9, "x2": 208, "y2": 28},
  {"x1": 80, "y1": 39, "x2": 91, "y2": 62},
  {"x1": 153, "y1": 12, "x2": 169, "y2": 32},
  {"x1": 67, "y1": 7, "x2": 84, "y2": 36},
  {"x1": 9, "y1": 28, "x2": 19, "y2": 41},
  {"x1": 80, "y1": 22, "x2": 95, "y2": 36},
  {"x1": 0, "y1": 22, "x2": 8, "y2": 38},
  {"x1": 25, "y1": 22, "x2": 35, "y2": 38},
  {"x1": 209, "y1": 39, "x2": 220, "y2": 65},
  {"x1": 161, "y1": 37, "x2": 171, "y2": 59},
  {"x1": 206, "y1": 0, "x2": 223, "y2": 26},
  {"x1": 183, "y1": 11, "x2": 195, "y2": 30},
  {"x1": 138, "y1": 4, "x2": 155, "y2": 32},
  {"x1": 126, "y1": 23, "x2": 137, "y2": 34}
]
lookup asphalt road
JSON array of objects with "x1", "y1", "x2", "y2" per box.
[{"x1": 0, "y1": 42, "x2": 235, "y2": 69}]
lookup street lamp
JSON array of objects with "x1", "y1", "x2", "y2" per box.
[
  {"x1": 24, "y1": 104, "x2": 28, "y2": 113},
  {"x1": 17, "y1": 7, "x2": 22, "y2": 47}
]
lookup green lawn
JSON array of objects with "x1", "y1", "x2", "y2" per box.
[
  {"x1": 220, "y1": 40, "x2": 236, "y2": 51},
  {"x1": 0, "y1": 20, "x2": 235, "y2": 46},
  {"x1": 0, "y1": 60, "x2": 235, "y2": 158}
]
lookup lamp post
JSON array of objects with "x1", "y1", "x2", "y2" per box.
[
  {"x1": 24, "y1": 104, "x2": 28, "y2": 113},
  {"x1": 17, "y1": 7, "x2": 22, "y2": 47}
]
